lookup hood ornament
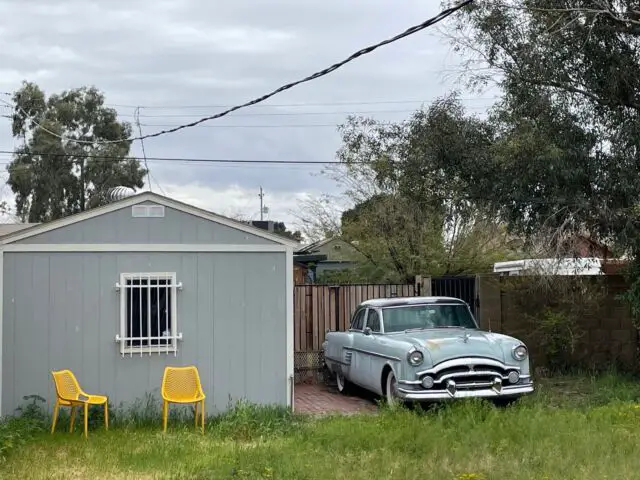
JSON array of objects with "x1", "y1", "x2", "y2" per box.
[{"x1": 460, "y1": 332, "x2": 471, "y2": 343}]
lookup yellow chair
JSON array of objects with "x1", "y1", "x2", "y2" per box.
[
  {"x1": 50, "y1": 369, "x2": 108, "y2": 439},
  {"x1": 161, "y1": 365, "x2": 206, "y2": 433}
]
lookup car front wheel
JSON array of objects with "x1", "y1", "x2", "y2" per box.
[{"x1": 385, "y1": 371, "x2": 400, "y2": 406}]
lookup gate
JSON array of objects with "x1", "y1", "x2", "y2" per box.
[
  {"x1": 431, "y1": 275, "x2": 478, "y2": 316},
  {"x1": 293, "y1": 283, "x2": 417, "y2": 383}
]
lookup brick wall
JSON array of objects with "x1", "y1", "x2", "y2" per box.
[{"x1": 477, "y1": 274, "x2": 638, "y2": 372}]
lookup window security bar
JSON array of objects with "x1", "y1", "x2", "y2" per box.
[
  {"x1": 115, "y1": 281, "x2": 183, "y2": 290},
  {"x1": 115, "y1": 333, "x2": 184, "y2": 357},
  {"x1": 115, "y1": 273, "x2": 182, "y2": 357}
]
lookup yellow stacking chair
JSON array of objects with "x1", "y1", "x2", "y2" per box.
[
  {"x1": 50, "y1": 369, "x2": 109, "y2": 439},
  {"x1": 161, "y1": 366, "x2": 206, "y2": 433}
]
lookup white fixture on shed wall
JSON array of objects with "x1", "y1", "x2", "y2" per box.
[{"x1": 131, "y1": 205, "x2": 165, "y2": 218}]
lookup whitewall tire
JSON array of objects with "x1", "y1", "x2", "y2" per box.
[{"x1": 385, "y1": 371, "x2": 399, "y2": 406}]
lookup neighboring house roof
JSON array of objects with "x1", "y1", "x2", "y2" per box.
[
  {"x1": 296, "y1": 237, "x2": 355, "y2": 254},
  {"x1": 0, "y1": 192, "x2": 300, "y2": 247},
  {"x1": 292, "y1": 253, "x2": 327, "y2": 263},
  {"x1": 296, "y1": 238, "x2": 331, "y2": 254},
  {"x1": 0, "y1": 223, "x2": 39, "y2": 238}
]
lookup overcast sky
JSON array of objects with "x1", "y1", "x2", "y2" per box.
[{"x1": 0, "y1": 0, "x2": 498, "y2": 230}]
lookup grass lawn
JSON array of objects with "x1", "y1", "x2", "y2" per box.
[{"x1": 3, "y1": 373, "x2": 640, "y2": 479}]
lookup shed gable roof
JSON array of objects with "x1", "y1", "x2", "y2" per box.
[{"x1": 0, "y1": 192, "x2": 300, "y2": 247}]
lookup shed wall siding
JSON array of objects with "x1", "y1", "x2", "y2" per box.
[
  {"x1": 15, "y1": 202, "x2": 277, "y2": 245},
  {"x1": 1, "y1": 251, "x2": 287, "y2": 415}
]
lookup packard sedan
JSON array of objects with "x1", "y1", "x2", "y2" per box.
[{"x1": 322, "y1": 296, "x2": 534, "y2": 405}]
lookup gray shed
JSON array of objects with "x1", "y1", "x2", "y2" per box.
[{"x1": 0, "y1": 192, "x2": 297, "y2": 416}]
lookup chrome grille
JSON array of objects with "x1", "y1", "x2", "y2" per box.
[{"x1": 425, "y1": 363, "x2": 517, "y2": 390}]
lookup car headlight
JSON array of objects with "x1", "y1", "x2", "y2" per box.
[
  {"x1": 512, "y1": 344, "x2": 528, "y2": 361},
  {"x1": 407, "y1": 350, "x2": 424, "y2": 366}
]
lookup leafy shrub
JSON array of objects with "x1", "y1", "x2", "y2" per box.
[
  {"x1": 208, "y1": 398, "x2": 303, "y2": 441},
  {"x1": 534, "y1": 307, "x2": 585, "y2": 371},
  {"x1": 0, "y1": 395, "x2": 47, "y2": 463}
]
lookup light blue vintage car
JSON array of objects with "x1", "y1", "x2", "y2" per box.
[{"x1": 322, "y1": 296, "x2": 534, "y2": 405}]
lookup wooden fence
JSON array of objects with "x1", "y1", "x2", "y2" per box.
[{"x1": 294, "y1": 283, "x2": 417, "y2": 353}]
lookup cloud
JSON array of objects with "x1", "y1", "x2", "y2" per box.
[
  {"x1": 0, "y1": 178, "x2": 318, "y2": 230},
  {"x1": 0, "y1": 0, "x2": 496, "y2": 230}
]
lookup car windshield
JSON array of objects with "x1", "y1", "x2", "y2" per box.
[{"x1": 381, "y1": 304, "x2": 477, "y2": 333}]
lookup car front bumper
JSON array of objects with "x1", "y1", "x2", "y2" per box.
[{"x1": 396, "y1": 383, "x2": 534, "y2": 401}]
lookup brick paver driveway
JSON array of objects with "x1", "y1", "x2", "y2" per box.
[{"x1": 294, "y1": 383, "x2": 378, "y2": 415}]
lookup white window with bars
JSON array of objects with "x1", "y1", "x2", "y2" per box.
[{"x1": 115, "y1": 272, "x2": 183, "y2": 356}]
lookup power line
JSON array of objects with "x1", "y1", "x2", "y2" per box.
[
  {"x1": 0, "y1": 156, "x2": 631, "y2": 208},
  {"x1": 121, "y1": 108, "x2": 440, "y2": 118},
  {"x1": 106, "y1": 96, "x2": 500, "y2": 110},
  {"x1": 113, "y1": 103, "x2": 496, "y2": 119},
  {"x1": 0, "y1": 152, "x2": 631, "y2": 208},
  {"x1": 124, "y1": 1, "x2": 474, "y2": 142},
  {"x1": 0, "y1": 150, "x2": 345, "y2": 164},
  {"x1": 0, "y1": 1, "x2": 474, "y2": 146}
]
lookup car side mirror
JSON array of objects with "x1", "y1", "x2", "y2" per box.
[{"x1": 364, "y1": 327, "x2": 372, "y2": 336}]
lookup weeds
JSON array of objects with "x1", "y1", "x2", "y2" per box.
[
  {"x1": 2, "y1": 374, "x2": 640, "y2": 478},
  {"x1": 209, "y1": 398, "x2": 304, "y2": 440},
  {"x1": 0, "y1": 395, "x2": 47, "y2": 463}
]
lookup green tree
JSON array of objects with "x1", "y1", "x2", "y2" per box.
[
  {"x1": 442, "y1": 0, "x2": 640, "y2": 321},
  {"x1": 325, "y1": 96, "x2": 520, "y2": 282},
  {"x1": 8, "y1": 81, "x2": 147, "y2": 222}
]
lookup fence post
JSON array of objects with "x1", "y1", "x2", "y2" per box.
[
  {"x1": 330, "y1": 285, "x2": 340, "y2": 331},
  {"x1": 421, "y1": 276, "x2": 432, "y2": 296}
]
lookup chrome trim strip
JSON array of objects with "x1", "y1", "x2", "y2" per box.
[
  {"x1": 396, "y1": 384, "x2": 534, "y2": 400},
  {"x1": 398, "y1": 379, "x2": 422, "y2": 385},
  {"x1": 417, "y1": 357, "x2": 520, "y2": 376},
  {"x1": 343, "y1": 346, "x2": 401, "y2": 362},
  {"x1": 324, "y1": 355, "x2": 349, "y2": 366}
]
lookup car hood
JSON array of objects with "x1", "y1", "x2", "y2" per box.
[{"x1": 397, "y1": 329, "x2": 513, "y2": 364}]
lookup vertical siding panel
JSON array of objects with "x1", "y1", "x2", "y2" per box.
[
  {"x1": 274, "y1": 253, "x2": 287, "y2": 404},
  {"x1": 49, "y1": 255, "x2": 68, "y2": 379},
  {"x1": 195, "y1": 253, "x2": 214, "y2": 407},
  {"x1": 212, "y1": 253, "x2": 239, "y2": 409},
  {"x1": 81, "y1": 253, "x2": 100, "y2": 393},
  {"x1": 177, "y1": 253, "x2": 198, "y2": 368},
  {"x1": 65, "y1": 254, "x2": 85, "y2": 382},
  {"x1": 31, "y1": 254, "x2": 51, "y2": 409},
  {"x1": 244, "y1": 253, "x2": 262, "y2": 404},
  {"x1": 97, "y1": 253, "x2": 117, "y2": 407},
  {"x1": 13, "y1": 254, "x2": 37, "y2": 408},
  {"x1": 2, "y1": 254, "x2": 16, "y2": 412}
]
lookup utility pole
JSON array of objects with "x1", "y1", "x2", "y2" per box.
[{"x1": 259, "y1": 186, "x2": 265, "y2": 221}]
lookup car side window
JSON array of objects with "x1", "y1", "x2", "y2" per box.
[
  {"x1": 350, "y1": 309, "x2": 366, "y2": 331},
  {"x1": 366, "y1": 309, "x2": 381, "y2": 332}
]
